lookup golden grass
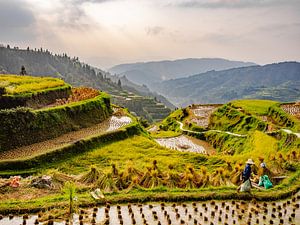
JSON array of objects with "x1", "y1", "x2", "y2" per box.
[{"x1": 0, "y1": 74, "x2": 65, "y2": 95}]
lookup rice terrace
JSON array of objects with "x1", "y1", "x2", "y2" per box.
[{"x1": 0, "y1": 73, "x2": 298, "y2": 225}]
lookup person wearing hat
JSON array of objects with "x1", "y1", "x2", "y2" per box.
[
  {"x1": 237, "y1": 159, "x2": 255, "y2": 192},
  {"x1": 242, "y1": 159, "x2": 255, "y2": 183}
]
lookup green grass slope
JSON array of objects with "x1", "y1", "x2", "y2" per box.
[{"x1": 0, "y1": 99, "x2": 299, "y2": 213}]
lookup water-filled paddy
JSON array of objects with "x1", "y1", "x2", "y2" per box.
[
  {"x1": 1, "y1": 193, "x2": 299, "y2": 225},
  {"x1": 155, "y1": 135, "x2": 214, "y2": 155}
]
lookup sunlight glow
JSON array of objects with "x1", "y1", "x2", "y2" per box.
[{"x1": 85, "y1": 1, "x2": 149, "y2": 27}]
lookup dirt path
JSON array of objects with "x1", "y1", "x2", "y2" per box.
[
  {"x1": 281, "y1": 129, "x2": 300, "y2": 138},
  {"x1": 177, "y1": 121, "x2": 247, "y2": 137},
  {"x1": 0, "y1": 116, "x2": 132, "y2": 161}
]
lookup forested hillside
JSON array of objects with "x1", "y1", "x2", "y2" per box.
[
  {"x1": 153, "y1": 62, "x2": 300, "y2": 106},
  {"x1": 0, "y1": 45, "x2": 172, "y2": 122},
  {"x1": 109, "y1": 58, "x2": 256, "y2": 87}
]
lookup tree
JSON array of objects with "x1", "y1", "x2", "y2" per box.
[
  {"x1": 7, "y1": 45, "x2": 10, "y2": 49},
  {"x1": 117, "y1": 79, "x2": 122, "y2": 87},
  {"x1": 98, "y1": 72, "x2": 104, "y2": 80},
  {"x1": 20, "y1": 65, "x2": 27, "y2": 75}
]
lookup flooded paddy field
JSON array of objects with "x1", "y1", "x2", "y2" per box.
[
  {"x1": 155, "y1": 135, "x2": 215, "y2": 155},
  {"x1": 1, "y1": 192, "x2": 299, "y2": 225}
]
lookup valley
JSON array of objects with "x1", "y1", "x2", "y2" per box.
[{"x1": 1, "y1": 0, "x2": 299, "y2": 224}]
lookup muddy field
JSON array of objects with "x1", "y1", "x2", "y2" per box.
[
  {"x1": 281, "y1": 103, "x2": 300, "y2": 120},
  {"x1": 1, "y1": 192, "x2": 299, "y2": 225},
  {"x1": 190, "y1": 105, "x2": 220, "y2": 128}
]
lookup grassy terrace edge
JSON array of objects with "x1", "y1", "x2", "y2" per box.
[
  {"x1": 0, "y1": 120, "x2": 143, "y2": 173},
  {"x1": 0, "y1": 91, "x2": 112, "y2": 151},
  {"x1": 0, "y1": 84, "x2": 72, "y2": 109},
  {"x1": 0, "y1": 74, "x2": 73, "y2": 109}
]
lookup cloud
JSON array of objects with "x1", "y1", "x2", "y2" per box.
[
  {"x1": 167, "y1": 0, "x2": 299, "y2": 9},
  {"x1": 0, "y1": 0, "x2": 36, "y2": 42},
  {"x1": 29, "y1": 0, "x2": 116, "y2": 30},
  {"x1": 0, "y1": 1, "x2": 35, "y2": 28},
  {"x1": 74, "y1": 0, "x2": 116, "y2": 3},
  {"x1": 146, "y1": 26, "x2": 165, "y2": 36}
]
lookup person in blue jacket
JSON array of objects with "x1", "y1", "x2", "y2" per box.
[
  {"x1": 237, "y1": 159, "x2": 255, "y2": 192},
  {"x1": 242, "y1": 159, "x2": 255, "y2": 182}
]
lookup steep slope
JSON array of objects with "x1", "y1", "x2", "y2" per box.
[
  {"x1": 109, "y1": 58, "x2": 256, "y2": 87},
  {"x1": 154, "y1": 62, "x2": 300, "y2": 106},
  {"x1": 0, "y1": 46, "x2": 172, "y2": 122}
]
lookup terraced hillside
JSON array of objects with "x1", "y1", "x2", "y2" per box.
[
  {"x1": 2, "y1": 74, "x2": 145, "y2": 156},
  {"x1": 110, "y1": 89, "x2": 171, "y2": 123},
  {"x1": 0, "y1": 78, "x2": 299, "y2": 225},
  {"x1": 157, "y1": 100, "x2": 299, "y2": 152}
]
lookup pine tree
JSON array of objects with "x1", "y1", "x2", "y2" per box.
[{"x1": 20, "y1": 65, "x2": 27, "y2": 75}]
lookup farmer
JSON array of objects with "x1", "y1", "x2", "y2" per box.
[
  {"x1": 237, "y1": 159, "x2": 255, "y2": 192},
  {"x1": 258, "y1": 160, "x2": 273, "y2": 189},
  {"x1": 242, "y1": 159, "x2": 255, "y2": 182}
]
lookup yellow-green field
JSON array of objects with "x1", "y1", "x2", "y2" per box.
[
  {"x1": 230, "y1": 99, "x2": 279, "y2": 115},
  {"x1": 0, "y1": 74, "x2": 65, "y2": 95}
]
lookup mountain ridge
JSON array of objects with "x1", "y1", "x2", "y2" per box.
[
  {"x1": 109, "y1": 58, "x2": 257, "y2": 87},
  {"x1": 153, "y1": 61, "x2": 300, "y2": 107}
]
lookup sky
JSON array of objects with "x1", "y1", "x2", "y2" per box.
[{"x1": 0, "y1": 0, "x2": 300, "y2": 69}]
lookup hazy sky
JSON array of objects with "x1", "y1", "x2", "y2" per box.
[{"x1": 0, "y1": 0, "x2": 300, "y2": 68}]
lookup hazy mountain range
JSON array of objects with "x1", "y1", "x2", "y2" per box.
[
  {"x1": 152, "y1": 62, "x2": 300, "y2": 106},
  {"x1": 109, "y1": 58, "x2": 256, "y2": 88},
  {"x1": 1, "y1": 46, "x2": 299, "y2": 109}
]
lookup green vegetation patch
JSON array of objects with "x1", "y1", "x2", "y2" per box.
[
  {"x1": 149, "y1": 130, "x2": 181, "y2": 138},
  {"x1": 159, "y1": 108, "x2": 187, "y2": 131},
  {"x1": 51, "y1": 135, "x2": 207, "y2": 175},
  {"x1": 235, "y1": 130, "x2": 278, "y2": 157},
  {"x1": 268, "y1": 105, "x2": 300, "y2": 131},
  {"x1": 205, "y1": 131, "x2": 245, "y2": 154},
  {"x1": 209, "y1": 104, "x2": 267, "y2": 134},
  {"x1": 230, "y1": 99, "x2": 279, "y2": 115}
]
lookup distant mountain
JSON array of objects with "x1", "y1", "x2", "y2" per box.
[
  {"x1": 0, "y1": 45, "x2": 174, "y2": 121},
  {"x1": 109, "y1": 58, "x2": 256, "y2": 87},
  {"x1": 153, "y1": 62, "x2": 300, "y2": 107}
]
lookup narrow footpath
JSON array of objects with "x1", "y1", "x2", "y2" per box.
[{"x1": 177, "y1": 121, "x2": 247, "y2": 137}]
